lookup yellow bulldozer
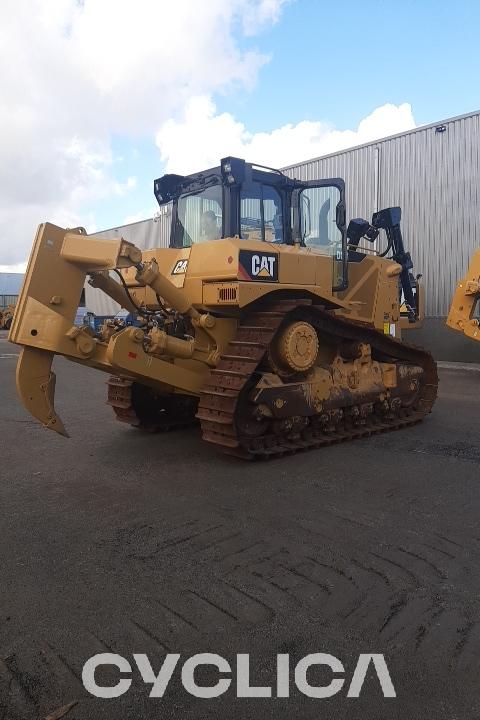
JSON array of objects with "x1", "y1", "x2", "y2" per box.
[
  {"x1": 447, "y1": 250, "x2": 480, "y2": 343},
  {"x1": 9, "y1": 157, "x2": 437, "y2": 458},
  {"x1": 0, "y1": 304, "x2": 15, "y2": 330}
]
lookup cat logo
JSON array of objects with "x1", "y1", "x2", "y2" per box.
[
  {"x1": 172, "y1": 259, "x2": 188, "y2": 275},
  {"x1": 251, "y1": 254, "x2": 276, "y2": 277},
  {"x1": 238, "y1": 250, "x2": 278, "y2": 282}
]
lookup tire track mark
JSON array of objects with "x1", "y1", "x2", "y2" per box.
[
  {"x1": 220, "y1": 580, "x2": 275, "y2": 620},
  {"x1": 149, "y1": 598, "x2": 199, "y2": 631},
  {"x1": 324, "y1": 509, "x2": 376, "y2": 530},
  {"x1": 379, "y1": 595, "x2": 409, "y2": 633},
  {"x1": 422, "y1": 543, "x2": 455, "y2": 560},
  {"x1": 226, "y1": 567, "x2": 296, "y2": 613},
  {"x1": 397, "y1": 547, "x2": 447, "y2": 580},
  {"x1": 349, "y1": 557, "x2": 392, "y2": 587},
  {"x1": 130, "y1": 620, "x2": 171, "y2": 653},
  {"x1": 45, "y1": 644, "x2": 82, "y2": 684},
  {"x1": 434, "y1": 533, "x2": 463, "y2": 549},
  {"x1": 415, "y1": 624, "x2": 427, "y2": 651},
  {"x1": 277, "y1": 564, "x2": 332, "y2": 595},
  {"x1": 451, "y1": 620, "x2": 475, "y2": 665},
  {"x1": 305, "y1": 555, "x2": 361, "y2": 591},
  {"x1": 153, "y1": 524, "x2": 225, "y2": 553},
  {"x1": 187, "y1": 590, "x2": 239, "y2": 622},
  {"x1": 119, "y1": 520, "x2": 228, "y2": 560},
  {"x1": 249, "y1": 570, "x2": 301, "y2": 604},
  {"x1": 218, "y1": 541, "x2": 263, "y2": 561},
  {"x1": 290, "y1": 520, "x2": 339, "y2": 546},
  {"x1": 55, "y1": 654, "x2": 82, "y2": 685},
  {"x1": 89, "y1": 632, "x2": 117, "y2": 654},
  {"x1": 193, "y1": 532, "x2": 243, "y2": 554},
  {"x1": 370, "y1": 551, "x2": 419, "y2": 586},
  {"x1": 413, "y1": 601, "x2": 445, "y2": 653}
]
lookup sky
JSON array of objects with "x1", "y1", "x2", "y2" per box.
[{"x1": 1, "y1": 0, "x2": 479, "y2": 271}]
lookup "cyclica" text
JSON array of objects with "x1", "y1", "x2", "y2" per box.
[{"x1": 82, "y1": 652, "x2": 396, "y2": 699}]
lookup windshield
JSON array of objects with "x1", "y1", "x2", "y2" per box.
[
  {"x1": 174, "y1": 183, "x2": 223, "y2": 247},
  {"x1": 240, "y1": 184, "x2": 283, "y2": 243}
]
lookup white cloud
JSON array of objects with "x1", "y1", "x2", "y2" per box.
[
  {"x1": 241, "y1": 0, "x2": 290, "y2": 35},
  {"x1": 156, "y1": 98, "x2": 416, "y2": 175},
  {"x1": 0, "y1": 262, "x2": 27, "y2": 274},
  {"x1": 114, "y1": 177, "x2": 137, "y2": 196},
  {"x1": 0, "y1": 0, "x2": 286, "y2": 267}
]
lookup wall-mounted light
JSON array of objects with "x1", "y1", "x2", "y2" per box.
[{"x1": 435, "y1": 125, "x2": 446, "y2": 133}]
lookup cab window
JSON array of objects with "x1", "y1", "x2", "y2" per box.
[
  {"x1": 300, "y1": 186, "x2": 342, "y2": 253},
  {"x1": 240, "y1": 184, "x2": 283, "y2": 243},
  {"x1": 299, "y1": 184, "x2": 345, "y2": 289},
  {"x1": 174, "y1": 183, "x2": 222, "y2": 247}
]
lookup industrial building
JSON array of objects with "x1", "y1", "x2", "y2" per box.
[
  {"x1": 83, "y1": 109, "x2": 479, "y2": 361},
  {"x1": 0, "y1": 272, "x2": 23, "y2": 310}
]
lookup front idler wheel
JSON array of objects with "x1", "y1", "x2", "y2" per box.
[{"x1": 268, "y1": 321, "x2": 319, "y2": 377}]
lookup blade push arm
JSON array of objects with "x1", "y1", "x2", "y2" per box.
[
  {"x1": 447, "y1": 250, "x2": 480, "y2": 342},
  {"x1": 372, "y1": 207, "x2": 419, "y2": 323}
]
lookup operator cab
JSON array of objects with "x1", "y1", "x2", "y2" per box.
[{"x1": 153, "y1": 157, "x2": 348, "y2": 291}]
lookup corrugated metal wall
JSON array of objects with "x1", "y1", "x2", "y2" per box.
[
  {"x1": 0, "y1": 295, "x2": 18, "y2": 309},
  {"x1": 91, "y1": 213, "x2": 171, "y2": 248},
  {"x1": 284, "y1": 111, "x2": 480, "y2": 317},
  {"x1": 285, "y1": 144, "x2": 380, "y2": 220}
]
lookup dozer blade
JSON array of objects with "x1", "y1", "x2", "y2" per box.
[{"x1": 16, "y1": 346, "x2": 68, "y2": 437}]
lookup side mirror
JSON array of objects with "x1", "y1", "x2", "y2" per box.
[{"x1": 336, "y1": 201, "x2": 346, "y2": 229}]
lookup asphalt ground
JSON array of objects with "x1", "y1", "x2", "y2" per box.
[{"x1": 0, "y1": 330, "x2": 479, "y2": 719}]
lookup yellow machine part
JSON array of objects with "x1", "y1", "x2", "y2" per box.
[
  {"x1": 446, "y1": 250, "x2": 480, "y2": 342},
  {"x1": 16, "y1": 346, "x2": 68, "y2": 436}
]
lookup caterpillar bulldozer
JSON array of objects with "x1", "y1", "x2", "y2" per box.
[
  {"x1": 0, "y1": 304, "x2": 15, "y2": 330},
  {"x1": 447, "y1": 250, "x2": 480, "y2": 343},
  {"x1": 9, "y1": 157, "x2": 437, "y2": 458}
]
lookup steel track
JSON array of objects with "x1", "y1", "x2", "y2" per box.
[
  {"x1": 107, "y1": 376, "x2": 198, "y2": 432},
  {"x1": 197, "y1": 300, "x2": 438, "y2": 459}
]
